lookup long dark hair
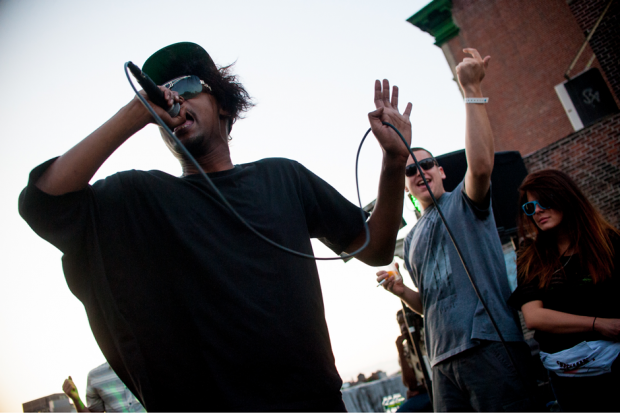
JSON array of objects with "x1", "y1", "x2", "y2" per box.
[{"x1": 516, "y1": 169, "x2": 618, "y2": 288}]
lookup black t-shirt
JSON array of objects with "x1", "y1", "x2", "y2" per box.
[
  {"x1": 508, "y1": 235, "x2": 620, "y2": 354},
  {"x1": 19, "y1": 157, "x2": 367, "y2": 412}
]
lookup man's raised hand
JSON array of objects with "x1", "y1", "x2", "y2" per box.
[
  {"x1": 456, "y1": 48, "x2": 491, "y2": 92},
  {"x1": 368, "y1": 79, "x2": 413, "y2": 163},
  {"x1": 63, "y1": 376, "x2": 80, "y2": 400},
  {"x1": 136, "y1": 86, "x2": 187, "y2": 129}
]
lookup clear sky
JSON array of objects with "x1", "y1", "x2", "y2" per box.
[{"x1": 0, "y1": 0, "x2": 468, "y2": 410}]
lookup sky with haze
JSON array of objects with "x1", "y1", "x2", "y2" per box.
[{"x1": 0, "y1": 1, "x2": 471, "y2": 410}]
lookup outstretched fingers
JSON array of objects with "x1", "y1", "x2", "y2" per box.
[
  {"x1": 374, "y1": 79, "x2": 384, "y2": 109},
  {"x1": 403, "y1": 102, "x2": 413, "y2": 118},
  {"x1": 483, "y1": 55, "x2": 491, "y2": 69},
  {"x1": 391, "y1": 85, "x2": 399, "y2": 109},
  {"x1": 463, "y1": 47, "x2": 483, "y2": 61},
  {"x1": 382, "y1": 79, "x2": 391, "y2": 107},
  {"x1": 372, "y1": 79, "x2": 412, "y2": 126}
]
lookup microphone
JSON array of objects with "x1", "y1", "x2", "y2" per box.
[{"x1": 127, "y1": 61, "x2": 180, "y2": 117}]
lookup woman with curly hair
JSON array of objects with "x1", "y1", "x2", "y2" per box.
[{"x1": 509, "y1": 169, "x2": 620, "y2": 412}]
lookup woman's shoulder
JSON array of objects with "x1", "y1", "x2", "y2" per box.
[{"x1": 508, "y1": 274, "x2": 543, "y2": 309}]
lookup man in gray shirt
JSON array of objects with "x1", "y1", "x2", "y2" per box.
[{"x1": 378, "y1": 48, "x2": 534, "y2": 411}]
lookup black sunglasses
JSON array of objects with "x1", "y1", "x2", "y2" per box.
[
  {"x1": 163, "y1": 75, "x2": 212, "y2": 100},
  {"x1": 405, "y1": 158, "x2": 438, "y2": 177}
]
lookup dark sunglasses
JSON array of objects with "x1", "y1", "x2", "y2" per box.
[
  {"x1": 405, "y1": 158, "x2": 438, "y2": 177},
  {"x1": 163, "y1": 75, "x2": 212, "y2": 100},
  {"x1": 522, "y1": 200, "x2": 548, "y2": 216}
]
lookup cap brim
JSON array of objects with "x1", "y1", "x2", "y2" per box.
[{"x1": 142, "y1": 42, "x2": 217, "y2": 85}]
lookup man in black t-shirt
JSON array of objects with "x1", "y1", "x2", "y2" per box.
[{"x1": 19, "y1": 42, "x2": 413, "y2": 411}]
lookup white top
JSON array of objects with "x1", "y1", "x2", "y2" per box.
[{"x1": 540, "y1": 340, "x2": 620, "y2": 377}]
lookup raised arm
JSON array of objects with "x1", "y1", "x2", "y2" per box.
[
  {"x1": 457, "y1": 48, "x2": 494, "y2": 205},
  {"x1": 345, "y1": 79, "x2": 413, "y2": 266},
  {"x1": 36, "y1": 88, "x2": 185, "y2": 196},
  {"x1": 63, "y1": 376, "x2": 90, "y2": 412}
]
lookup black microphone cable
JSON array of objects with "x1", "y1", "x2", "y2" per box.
[
  {"x1": 384, "y1": 121, "x2": 525, "y2": 386},
  {"x1": 125, "y1": 62, "x2": 524, "y2": 382},
  {"x1": 124, "y1": 62, "x2": 370, "y2": 261}
]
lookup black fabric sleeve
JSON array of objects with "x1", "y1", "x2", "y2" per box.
[
  {"x1": 509, "y1": 239, "x2": 547, "y2": 310},
  {"x1": 293, "y1": 161, "x2": 369, "y2": 254},
  {"x1": 507, "y1": 276, "x2": 544, "y2": 310},
  {"x1": 18, "y1": 158, "x2": 96, "y2": 300},
  {"x1": 18, "y1": 157, "x2": 93, "y2": 255}
]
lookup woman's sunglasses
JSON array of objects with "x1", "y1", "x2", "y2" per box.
[
  {"x1": 163, "y1": 75, "x2": 212, "y2": 100},
  {"x1": 522, "y1": 200, "x2": 548, "y2": 216},
  {"x1": 405, "y1": 158, "x2": 438, "y2": 177}
]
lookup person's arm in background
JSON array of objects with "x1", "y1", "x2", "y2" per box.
[
  {"x1": 521, "y1": 300, "x2": 620, "y2": 339},
  {"x1": 344, "y1": 80, "x2": 413, "y2": 266},
  {"x1": 396, "y1": 334, "x2": 419, "y2": 390},
  {"x1": 457, "y1": 48, "x2": 495, "y2": 205},
  {"x1": 62, "y1": 376, "x2": 90, "y2": 412},
  {"x1": 376, "y1": 263, "x2": 423, "y2": 314}
]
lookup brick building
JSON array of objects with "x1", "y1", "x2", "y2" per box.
[{"x1": 408, "y1": 0, "x2": 620, "y2": 228}]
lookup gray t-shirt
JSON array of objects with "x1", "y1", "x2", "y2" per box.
[{"x1": 403, "y1": 181, "x2": 523, "y2": 367}]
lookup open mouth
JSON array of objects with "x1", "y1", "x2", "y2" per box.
[
  {"x1": 174, "y1": 112, "x2": 195, "y2": 133},
  {"x1": 416, "y1": 177, "x2": 431, "y2": 188}
]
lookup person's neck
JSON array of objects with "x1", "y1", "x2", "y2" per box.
[
  {"x1": 555, "y1": 227, "x2": 574, "y2": 256},
  {"x1": 421, "y1": 189, "x2": 445, "y2": 211},
  {"x1": 181, "y1": 145, "x2": 234, "y2": 176}
]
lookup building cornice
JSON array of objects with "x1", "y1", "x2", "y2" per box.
[{"x1": 407, "y1": 0, "x2": 459, "y2": 46}]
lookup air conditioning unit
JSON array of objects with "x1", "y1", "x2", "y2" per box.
[{"x1": 555, "y1": 68, "x2": 619, "y2": 131}]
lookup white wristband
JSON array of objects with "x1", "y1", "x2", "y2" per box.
[{"x1": 464, "y1": 97, "x2": 489, "y2": 104}]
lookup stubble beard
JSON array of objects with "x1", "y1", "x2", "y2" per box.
[{"x1": 174, "y1": 133, "x2": 207, "y2": 159}]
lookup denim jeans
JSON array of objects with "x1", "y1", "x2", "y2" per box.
[{"x1": 432, "y1": 340, "x2": 536, "y2": 411}]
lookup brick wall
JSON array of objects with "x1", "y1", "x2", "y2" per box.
[
  {"x1": 444, "y1": 0, "x2": 606, "y2": 155},
  {"x1": 418, "y1": 1, "x2": 620, "y2": 229},
  {"x1": 523, "y1": 112, "x2": 620, "y2": 229},
  {"x1": 569, "y1": 0, "x2": 620, "y2": 104}
]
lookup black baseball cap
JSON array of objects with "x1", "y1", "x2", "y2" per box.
[{"x1": 142, "y1": 42, "x2": 218, "y2": 85}]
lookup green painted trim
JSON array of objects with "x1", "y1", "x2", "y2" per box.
[
  {"x1": 434, "y1": 25, "x2": 460, "y2": 46},
  {"x1": 407, "y1": 0, "x2": 460, "y2": 46}
]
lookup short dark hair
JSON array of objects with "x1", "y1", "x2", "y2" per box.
[{"x1": 410, "y1": 147, "x2": 435, "y2": 160}]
